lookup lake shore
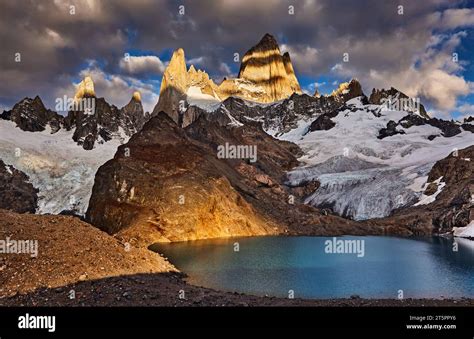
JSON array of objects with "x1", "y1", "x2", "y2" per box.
[{"x1": 2, "y1": 272, "x2": 474, "y2": 307}]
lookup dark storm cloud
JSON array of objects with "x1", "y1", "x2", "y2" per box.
[{"x1": 0, "y1": 0, "x2": 472, "y2": 113}]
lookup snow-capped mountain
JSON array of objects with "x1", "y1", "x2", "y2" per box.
[
  {"x1": 270, "y1": 97, "x2": 472, "y2": 220},
  {"x1": 0, "y1": 32, "x2": 472, "y2": 232},
  {"x1": 0, "y1": 77, "x2": 150, "y2": 215}
]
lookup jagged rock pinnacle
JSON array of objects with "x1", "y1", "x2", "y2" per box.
[
  {"x1": 74, "y1": 76, "x2": 95, "y2": 100},
  {"x1": 132, "y1": 91, "x2": 141, "y2": 102},
  {"x1": 237, "y1": 33, "x2": 302, "y2": 102}
]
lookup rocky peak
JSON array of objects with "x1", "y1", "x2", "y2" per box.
[
  {"x1": 74, "y1": 76, "x2": 95, "y2": 100},
  {"x1": 282, "y1": 52, "x2": 301, "y2": 93},
  {"x1": 152, "y1": 48, "x2": 220, "y2": 124},
  {"x1": 119, "y1": 91, "x2": 149, "y2": 135},
  {"x1": 237, "y1": 33, "x2": 302, "y2": 102},
  {"x1": 0, "y1": 95, "x2": 63, "y2": 133},
  {"x1": 132, "y1": 91, "x2": 141, "y2": 102},
  {"x1": 330, "y1": 78, "x2": 365, "y2": 103},
  {"x1": 369, "y1": 86, "x2": 429, "y2": 118},
  {"x1": 66, "y1": 78, "x2": 150, "y2": 149}
]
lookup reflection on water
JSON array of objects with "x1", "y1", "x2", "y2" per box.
[{"x1": 150, "y1": 236, "x2": 474, "y2": 299}]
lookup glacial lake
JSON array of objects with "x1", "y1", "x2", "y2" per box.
[{"x1": 150, "y1": 236, "x2": 474, "y2": 299}]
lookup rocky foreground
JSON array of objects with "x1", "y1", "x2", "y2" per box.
[
  {"x1": 3, "y1": 273, "x2": 473, "y2": 307},
  {"x1": 1, "y1": 209, "x2": 473, "y2": 307},
  {"x1": 0, "y1": 209, "x2": 175, "y2": 298}
]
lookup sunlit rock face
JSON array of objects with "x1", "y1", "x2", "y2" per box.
[
  {"x1": 329, "y1": 79, "x2": 365, "y2": 103},
  {"x1": 152, "y1": 48, "x2": 220, "y2": 124},
  {"x1": 132, "y1": 91, "x2": 141, "y2": 102},
  {"x1": 152, "y1": 34, "x2": 303, "y2": 124},
  {"x1": 74, "y1": 76, "x2": 95, "y2": 100},
  {"x1": 86, "y1": 112, "x2": 280, "y2": 243},
  {"x1": 235, "y1": 33, "x2": 302, "y2": 102}
]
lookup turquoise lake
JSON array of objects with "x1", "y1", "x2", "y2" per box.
[{"x1": 150, "y1": 236, "x2": 474, "y2": 299}]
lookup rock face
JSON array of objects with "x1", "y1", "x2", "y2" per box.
[
  {"x1": 152, "y1": 49, "x2": 220, "y2": 124},
  {"x1": 86, "y1": 112, "x2": 278, "y2": 243},
  {"x1": 236, "y1": 33, "x2": 302, "y2": 102},
  {"x1": 0, "y1": 159, "x2": 38, "y2": 213},
  {"x1": 74, "y1": 76, "x2": 95, "y2": 101},
  {"x1": 369, "y1": 87, "x2": 429, "y2": 118},
  {"x1": 65, "y1": 77, "x2": 148, "y2": 149},
  {"x1": 377, "y1": 120, "x2": 406, "y2": 139},
  {"x1": 86, "y1": 109, "x2": 376, "y2": 244},
  {"x1": 329, "y1": 79, "x2": 365, "y2": 103},
  {"x1": 0, "y1": 96, "x2": 63, "y2": 133},
  {"x1": 119, "y1": 94, "x2": 150, "y2": 135},
  {"x1": 152, "y1": 49, "x2": 190, "y2": 124}
]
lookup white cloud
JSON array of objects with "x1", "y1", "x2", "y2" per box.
[
  {"x1": 438, "y1": 8, "x2": 474, "y2": 30},
  {"x1": 219, "y1": 62, "x2": 232, "y2": 76},
  {"x1": 331, "y1": 31, "x2": 472, "y2": 115},
  {"x1": 69, "y1": 61, "x2": 159, "y2": 112},
  {"x1": 456, "y1": 103, "x2": 474, "y2": 115},
  {"x1": 119, "y1": 55, "x2": 166, "y2": 75},
  {"x1": 187, "y1": 56, "x2": 205, "y2": 66},
  {"x1": 280, "y1": 44, "x2": 319, "y2": 75}
]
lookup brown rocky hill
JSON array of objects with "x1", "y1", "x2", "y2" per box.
[
  {"x1": 86, "y1": 109, "x2": 383, "y2": 245},
  {"x1": 0, "y1": 209, "x2": 174, "y2": 297}
]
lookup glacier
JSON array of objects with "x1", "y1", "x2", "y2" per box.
[
  {"x1": 0, "y1": 119, "x2": 124, "y2": 215},
  {"x1": 275, "y1": 97, "x2": 474, "y2": 220}
]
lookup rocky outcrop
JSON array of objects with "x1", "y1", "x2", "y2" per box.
[
  {"x1": 369, "y1": 87, "x2": 429, "y2": 119},
  {"x1": 0, "y1": 159, "x2": 38, "y2": 213},
  {"x1": 152, "y1": 49, "x2": 190, "y2": 123},
  {"x1": 152, "y1": 49, "x2": 221, "y2": 124},
  {"x1": 0, "y1": 96, "x2": 63, "y2": 133},
  {"x1": 119, "y1": 93, "x2": 149, "y2": 134},
  {"x1": 65, "y1": 77, "x2": 149, "y2": 149},
  {"x1": 308, "y1": 114, "x2": 337, "y2": 131},
  {"x1": 385, "y1": 113, "x2": 468, "y2": 139},
  {"x1": 377, "y1": 120, "x2": 406, "y2": 139},
  {"x1": 329, "y1": 79, "x2": 365, "y2": 103},
  {"x1": 86, "y1": 112, "x2": 279, "y2": 243}
]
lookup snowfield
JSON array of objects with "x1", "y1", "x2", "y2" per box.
[
  {"x1": 274, "y1": 97, "x2": 474, "y2": 220},
  {"x1": 453, "y1": 221, "x2": 474, "y2": 238},
  {"x1": 0, "y1": 120, "x2": 123, "y2": 215}
]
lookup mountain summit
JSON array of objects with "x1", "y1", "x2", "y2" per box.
[
  {"x1": 237, "y1": 33, "x2": 302, "y2": 101},
  {"x1": 153, "y1": 33, "x2": 303, "y2": 123},
  {"x1": 74, "y1": 76, "x2": 95, "y2": 100}
]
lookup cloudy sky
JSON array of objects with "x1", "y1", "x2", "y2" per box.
[{"x1": 0, "y1": 0, "x2": 473, "y2": 119}]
